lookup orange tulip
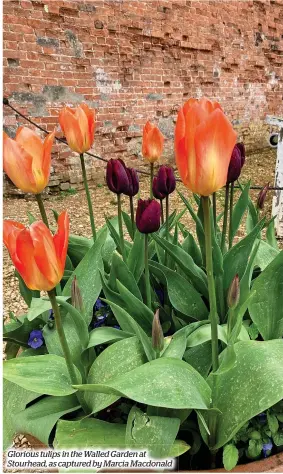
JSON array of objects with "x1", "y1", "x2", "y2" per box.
[
  {"x1": 175, "y1": 98, "x2": 237, "y2": 196},
  {"x1": 59, "y1": 103, "x2": 95, "y2": 154},
  {"x1": 3, "y1": 127, "x2": 54, "y2": 194},
  {"x1": 3, "y1": 212, "x2": 69, "y2": 291},
  {"x1": 142, "y1": 121, "x2": 164, "y2": 163}
]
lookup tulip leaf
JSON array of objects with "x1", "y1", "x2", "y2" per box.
[
  {"x1": 76, "y1": 357, "x2": 211, "y2": 410},
  {"x1": 162, "y1": 327, "x2": 187, "y2": 360},
  {"x1": 182, "y1": 232, "x2": 203, "y2": 267},
  {"x1": 152, "y1": 234, "x2": 208, "y2": 298},
  {"x1": 85, "y1": 336, "x2": 147, "y2": 414},
  {"x1": 266, "y1": 216, "x2": 279, "y2": 250},
  {"x1": 63, "y1": 228, "x2": 107, "y2": 324},
  {"x1": 15, "y1": 271, "x2": 40, "y2": 307},
  {"x1": 253, "y1": 239, "x2": 280, "y2": 271},
  {"x1": 87, "y1": 327, "x2": 132, "y2": 349},
  {"x1": 14, "y1": 395, "x2": 80, "y2": 446},
  {"x1": 149, "y1": 261, "x2": 208, "y2": 321},
  {"x1": 3, "y1": 380, "x2": 40, "y2": 450},
  {"x1": 4, "y1": 314, "x2": 45, "y2": 347},
  {"x1": 105, "y1": 217, "x2": 124, "y2": 257},
  {"x1": 3, "y1": 355, "x2": 82, "y2": 396},
  {"x1": 203, "y1": 340, "x2": 283, "y2": 449},
  {"x1": 67, "y1": 234, "x2": 92, "y2": 267},
  {"x1": 184, "y1": 342, "x2": 212, "y2": 378},
  {"x1": 27, "y1": 297, "x2": 54, "y2": 321},
  {"x1": 126, "y1": 406, "x2": 181, "y2": 458},
  {"x1": 178, "y1": 191, "x2": 206, "y2": 260},
  {"x1": 230, "y1": 181, "x2": 250, "y2": 241},
  {"x1": 186, "y1": 323, "x2": 249, "y2": 348},
  {"x1": 109, "y1": 252, "x2": 142, "y2": 301},
  {"x1": 122, "y1": 211, "x2": 135, "y2": 240},
  {"x1": 55, "y1": 297, "x2": 89, "y2": 348},
  {"x1": 223, "y1": 218, "x2": 265, "y2": 291},
  {"x1": 248, "y1": 250, "x2": 283, "y2": 340},
  {"x1": 127, "y1": 230, "x2": 145, "y2": 282},
  {"x1": 116, "y1": 280, "x2": 154, "y2": 334}
]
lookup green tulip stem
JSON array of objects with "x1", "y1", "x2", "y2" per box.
[
  {"x1": 48, "y1": 289, "x2": 89, "y2": 414},
  {"x1": 221, "y1": 183, "x2": 230, "y2": 253},
  {"x1": 144, "y1": 234, "x2": 151, "y2": 309},
  {"x1": 212, "y1": 192, "x2": 217, "y2": 230},
  {"x1": 129, "y1": 196, "x2": 135, "y2": 238},
  {"x1": 228, "y1": 182, "x2": 235, "y2": 249},
  {"x1": 35, "y1": 193, "x2": 49, "y2": 228},
  {"x1": 160, "y1": 199, "x2": 164, "y2": 224},
  {"x1": 79, "y1": 153, "x2": 96, "y2": 241},
  {"x1": 150, "y1": 163, "x2": 154, "y2": 198},
  {"x1": 117, "y1": 193, "x2": 126, "y2": 261},
  {"x1": 202, "y1": 196, "x2": 219, "y2": 373}
]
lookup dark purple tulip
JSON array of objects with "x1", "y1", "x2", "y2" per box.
[
  {"x1": 152, "y1": 176, "x2": 166, "y2": 200},
  {"x1": 257, "y1": 183, "x2": 269, "y2": 210},
  {"x1": 124, "y1": 168, "x2": 139, "y2": 197},
  {"x1": 156, "y1": 165, "x2": 176, "y2": 195},
  {"x1": 136, "y1": 199, "x2": 161, "y2": 234},
  {"x1": 106, "y1": 158, "x2": 130, "y2": 194},
  {"x1": 237, "y1": 142, "x2": 246, "y2": 167},
  {"x1": 227, "y1": 145, "x2": 243, "y2": 184}
]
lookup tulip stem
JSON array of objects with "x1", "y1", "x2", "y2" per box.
[
  {"x1": 144, "y1": 234, "x2": 151, "y2": 309},
  {"x1": 117, "y1": 193, "x2": 126, "y2": 261},
  {"x1": 80, "y1": 153, "x2": 96, "y2": 241},
  {"x1": 35, "y1": 193, "x2": 49, "y2": 228},
  {"x1": 221, "y1": 183, "x2": 230, "y2": 253},
  {"x1": 129, "y1": 196, "x2": 135, "y2": 238},
  {"x1": 47, "y1": 289, "x2": 89, "y2": 414},
  {"x1": 150, "y1": 163, "x2": 154, "y2": 199},
  {"x1": 228, "y1": 182, "x2": 235, "y2": 249},
  {"x1": 212, "y1": 192, "x2": 217, "y2": 230},
  {"x1": 202, "y1": 196, "x2": 219, "y2": 373},
  {"x1": 160, "y1": 200, "x2": 164, "y2": 224}
]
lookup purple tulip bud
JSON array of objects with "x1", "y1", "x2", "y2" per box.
[
  {"x1": 124, "y1": 167, "x2": 139, "y2": 197},
  {"x1": 227, "y1": 145, "x2": 243, "y2": 184},
  {"x1": 152, "y1": 176, "x2": 166, "y2": 200},
  {"x1": 106, "y1": 158, "x2": 130, "y2": 194},
  {"x1": 136, "y1": 199, "x2": 161, "y2": 234},
  {"x1": 237, "y1": 142, "x2": 246, "y2": 167},
  {"x1": 156, "y1": 165, "x2": 176, "y2": 195},
  {"x1": 257, "y1": 183, "x2": 269, "y2": 210},
  {"x1": 227, "y1": 274, "x2": 240, "y2": 308}
]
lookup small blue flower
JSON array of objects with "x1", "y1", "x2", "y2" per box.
[
  {"x1": 93, "y1": 314, "x2": 108, "y2": 329},
  {"x1": 28, "y1": 330, "x2": 44, "y2": 349},
  {"x1": 262, "y1": 440, "x2": 273, "y2": 458},
  {"x1": 94, "y1": 298, "x2": 106, "y2": 312}
]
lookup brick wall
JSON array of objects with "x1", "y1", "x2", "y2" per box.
[{"x1": 3, "y1": 0, "x2": 283, "y2": 194}]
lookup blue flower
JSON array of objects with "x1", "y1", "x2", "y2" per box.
[
  {"x1": 28, "y1": 330, "x2": 44, "y2": 349},
  {"x1": 94, "y1": 298, "x2": 106, "y2": 312},
  {"x1": 93, "y1": 314, "x2": 108, "y2": 329},
  {"x1": 262, "y1": 440, "x2": 273, "y2": 458}
]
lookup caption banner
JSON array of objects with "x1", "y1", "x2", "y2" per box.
[{"x1": 6, "y1": 449, "x2": 176, "y2": 470}]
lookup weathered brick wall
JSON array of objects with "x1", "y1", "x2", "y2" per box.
[{"x1": 3, "y1": 0, "x2": 283, "y2": 194}]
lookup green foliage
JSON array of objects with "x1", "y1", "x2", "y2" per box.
[{"x1": 223, "y1": 443, "x2": 239, "y2": 471}]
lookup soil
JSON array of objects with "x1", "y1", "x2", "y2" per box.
[{"x1": 3, "y1": 147, "x2": 278, "y2": 321}]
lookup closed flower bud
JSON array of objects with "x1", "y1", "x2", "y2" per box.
[
  {"x1": 124, "y1": 167, "x2": 139, "y2": 197},
  {"x1": 257, "y1": 183, "x2": 269, "y2": 210},
  {"x1": 227, "y1": 144, "x2": 245, "y2": 184},
  {"x1": 152, "y1": 177, "x2": 166, "y2": 200},
  {"x1": 106, "y1": 158, "x2": 130, "y2": 195},
  {"x1": 152, "y1": 309, "x2": 164, "y2": 353},
  {"x1": 71, "y1": 276, "x2": 83, "y2": 312},
  {"x1": 142, "y1": 121, "x2": 164, "y2": 163},
  {"x1": 227, "y1": 274, "x2": 240, "y2": 309},
  {"x1": 156, "y1": 165, "x2": 176, "y2": 195},
  {"x1": 136, "y1": 199, "x2": 161, "y2": 234}
]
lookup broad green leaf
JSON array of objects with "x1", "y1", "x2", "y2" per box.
[
  {"x1": 116, "y1": 280, "x2": 154, "y2": 334},
  {"x1": 3, "y1": 380, "x2": 40, "y2": 450},
  {"x1": 67, "y1": 234, "x2": 92, "y2": 268},
  {"x1": 267, "y1": 411, "x2": 279, "y2": 434},
  {"x1": 205, "y1": 340, "x2": 283, "y2": 449},
  {"x1": 223, "y1": 219, "x2": 265, "y2": 290},
  {"x1": 254, "y1": 239, "x2": 280, "y2": 271},
  {"x1": 3, "y1": 355, "x2": 81, "y2": 396},
  {"x1": 231, "y1": 181, "x2": 250, "y2": 241},
  {"x1": 126, "y1": 406, "x2": 180, "y2": 458},
  {"x1": 162, "y1": 328, "x2": 187, "y2": 360},
  {"x1": 127, "y1": 230, "x2": 145, "y2": 282},
  {"x1": 266, "y1": 217, "x2": 279, "y2": 250},
  {"x1": 215, "y1": 345, "x2": 236, "y2": 375},
  {"x1": 122, "y1": 211, "x2": 135, "y2": 240},
  {"x1": 63, "y1": 228, "x2": 107, "y2": 323},
  {"x1": 105, "y1": 217, "x2": 123, "y2": 256},
  {"x1": 149, "y1": 261, "x2": 208, "y2": 321},
  {"x1": 55, "y1": 297, "x2": 89, "y2": 348},
  {"x1": 27, "y1": 297, "x2": 54, "y2": 321},
  {"x1": 223, "y1": 444, "x2": 239, "y2": 471},
  {"x1": 178, "y1": 191, "x2": 205, "y2": 257},
  {"x1": 87, "y1": 327, "x2": 132, "y2": 349},
  {"x1": 248, "y1": 251, "x2": 283, "y2": 340},
  {"x1": 5, "y1": 341, "x2": 20, "y2": 360},
  {"x1": 186, "y1": 324, "x2": 249, "y2": 348},
  {"x1": 109, "y1": 252, "x2": 142, "y2": 301},
  {"x1": 14, "y1": 395, "x2": 80, "y2": 445},
  {"x1": 85, "y1": 337, "x2": 147, "y2": 414},
  {"x1": 16, "y1": 271, "x2": 40, "y2": 307},
  {"x1": 152, "y1": 234, "x2": 208, "y2": 298},
  {"x1": 182, "y1": 232, "x2": 203, "y2": 267},
  {"x1": 184, "y1": 342, "x2": 212, "y2": 378},
  {"x1": 76, "y1": 357, "x2": 211, "y2": 410}
]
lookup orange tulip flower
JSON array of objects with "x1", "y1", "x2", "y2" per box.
[
  {"x1": 59, "y1": 103, "x2": 95, "y2": 154},
  {"x1": 3, "y1": 212, "x2": 69, "y2": 291},
  {"x1": 142, "y1": 121, "x2": 164, "y2": 163},
  {"x1": 175, "y1": 98, "x2": 237, "y2": 196},
  {"x1": 3, "y1": 127, "x2": 54, "y2": 194}
]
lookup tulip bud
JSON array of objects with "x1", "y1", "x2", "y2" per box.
[
  {"x1": 227, "y1": 274, "x2": 240, "y2": 309},
  {"x1": 152, "y1": 309, "x2": 164, "y2": 353},
  {"x1": 257, "y1": 183, "x2": 269, "y2": 210},
  {"x1": 136, "y1": 199, "x2": 161, "y2": 234},
  {"x1": 106, "y1": 158, "x2": 130, "y2": 195},
  {"x1": 71, "y1": 276, "x2": 83, "y2": 312},
  {"x1": 142, "y1": 121, "x2": 164, "y2": 163},
  {"x1": 124, "y1": 167, "x2": 139, "y2": 197},
  {"x1": 227, "y1": 144, "x2": 244, "y2": 184},
  {"x1": 152, "y1": 177, "x2": 166, "y2": 200},
  {"x1": 156, "y1": 165, "x2": 176, "y2": 196}
]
